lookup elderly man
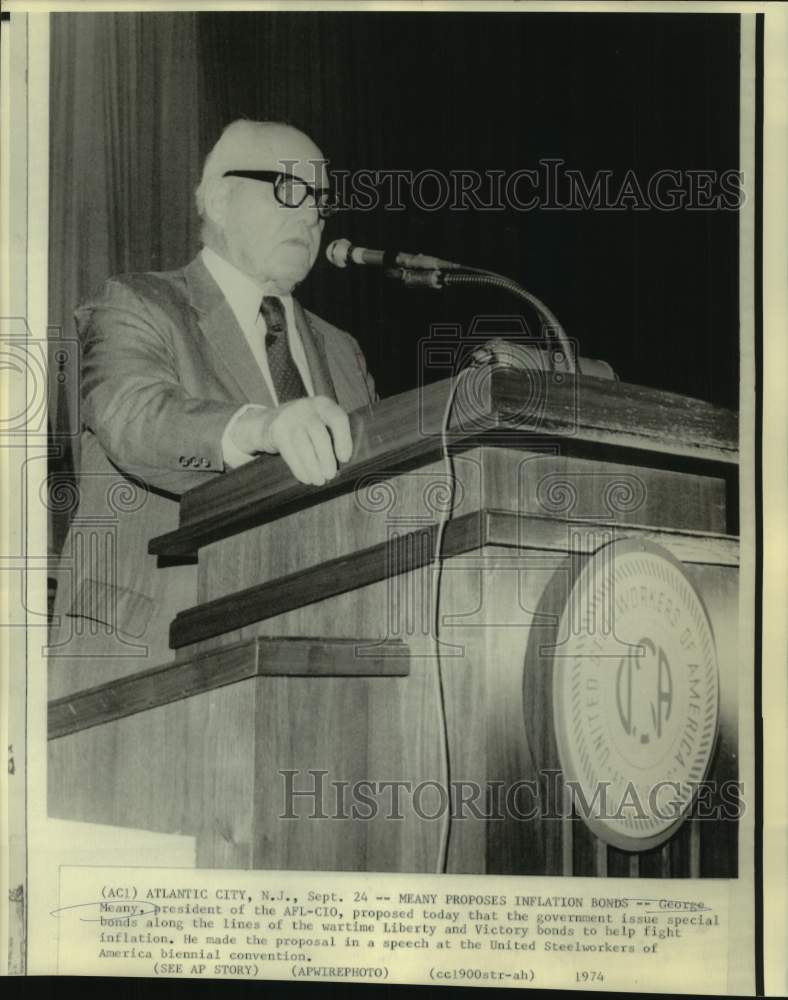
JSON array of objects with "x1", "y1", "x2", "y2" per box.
[{"x1": 49, "y1": 121, "x2": 375, "y2": 684}]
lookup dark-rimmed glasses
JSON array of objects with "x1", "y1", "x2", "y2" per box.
[{"x1": 223, "y1": 170, "x2": 335, "y2": 219}]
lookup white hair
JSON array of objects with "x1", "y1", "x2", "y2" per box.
[
  {"x1": 195, "y1": 119, "x2": 326, "y2": 247},
  {"x1": 198, "y1": 118, "x2": 323, "y2": 210}
]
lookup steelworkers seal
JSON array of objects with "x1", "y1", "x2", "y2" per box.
[{"x1": 552, "y1": 539, "x2": 719, "y2": 851}]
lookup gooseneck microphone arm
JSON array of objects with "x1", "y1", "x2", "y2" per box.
[
  {"x1": 383, "y1": 265, "x2": 576, "y2": 374},
  {"x1": 439, "y1": 270, "x2": 574, "y2": 373},
  {"x1": 326, "y1": 237, "x2": 576, "y2": 374}
]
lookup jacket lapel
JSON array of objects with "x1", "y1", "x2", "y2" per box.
[
  {"x1": 293, "y1": 300, "x2": 338, "y2": 402},
  {"x1": 183, "y1": 254, "x2": 337, "y2": 406},
  {"x1": 183, "y1": 255, "x2": 274, "y2": 406}
]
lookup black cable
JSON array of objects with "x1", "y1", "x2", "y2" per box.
[{"x1": 430, "y1": 370, "x2": 471, "y2": 873}]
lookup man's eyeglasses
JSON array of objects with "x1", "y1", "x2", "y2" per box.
[{"x1": 223, "y1": 170, "x2": 336, "y2": 219}]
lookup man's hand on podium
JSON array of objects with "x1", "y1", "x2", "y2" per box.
[{"x1": 229, "y1": 396, "x2": 353, "y2": 486}]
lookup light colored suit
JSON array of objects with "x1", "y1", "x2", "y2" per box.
[{"x1": 49, "y1": 254, "x2": 376, "y2": 696}]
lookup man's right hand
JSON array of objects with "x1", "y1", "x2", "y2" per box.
[{"x1": 228, "y1": 395, "x2": 353, "y2": 486}]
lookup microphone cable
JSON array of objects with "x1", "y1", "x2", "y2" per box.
[{"x1": 430, "y1": 364, "x2": 476, "y2": 874}]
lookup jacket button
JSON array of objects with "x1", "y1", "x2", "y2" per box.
[
  {"x1": 179, "y1": 456, "x2": 187, "y2": 466},
  {"x1": 201, "y1": 457, "x2": 210, "y2": 468}
]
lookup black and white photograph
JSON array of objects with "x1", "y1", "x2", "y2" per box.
[{"x1": 2, "y1": 0, "x2": 785, "y2": 991}]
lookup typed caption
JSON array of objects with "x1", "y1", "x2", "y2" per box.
[{"x1": 54, "y1": 867, "x2": 732, "y2": 990}]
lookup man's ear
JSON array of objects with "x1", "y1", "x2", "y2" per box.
[{"x1": 202, "y1": 176, "x2": 231, "y2": 228}]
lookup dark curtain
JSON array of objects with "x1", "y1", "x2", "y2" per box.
[
  {"x1": 48, "y1": 12, "x2": 201, "y2": 555},
  {"x1": 197, "y1": 11, "x2": 740, "y2": 408}
]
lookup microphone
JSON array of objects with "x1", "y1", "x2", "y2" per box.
[{"x1": 326, "y1": 238, "x2": 461, "y2": 271}]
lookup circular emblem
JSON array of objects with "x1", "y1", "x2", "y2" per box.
[{"x1": 552, "y1": 539, "x2": 719, "y2": 851}]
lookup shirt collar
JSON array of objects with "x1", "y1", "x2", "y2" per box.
[{"x1": 201, "y1": 246, "x2": 292, "y2": 330}]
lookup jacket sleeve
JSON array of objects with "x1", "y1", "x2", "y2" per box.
[{"x1": 77, "y1": 277, "x2": 240, "y2": 497}]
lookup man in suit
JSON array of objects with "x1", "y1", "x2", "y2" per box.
[{"x1": 48, "y1": 120, "x2": 376, "y2": 692}]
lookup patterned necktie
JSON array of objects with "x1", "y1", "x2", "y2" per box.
[{"x1": 260, "y1": 295, "x2": 307, "y2": 403}]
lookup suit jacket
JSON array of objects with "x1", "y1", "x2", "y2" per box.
[{"x1": 49, "y1": 254, "x2": 376, "y2": 696}]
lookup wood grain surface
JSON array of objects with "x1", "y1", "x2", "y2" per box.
[
  {"x1": 170, "y1": 506, "x2": 737, "y2": 650},
  {"x1": 48, "y1": 636, "x2": 410, "y2": 740},
  {"x1": 151, "y1": 371, "x2": 737, "y2": 558}
]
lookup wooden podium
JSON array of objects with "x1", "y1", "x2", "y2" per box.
[{"x1": 48, "y1": 369, "x2": 739, "y2": 876}]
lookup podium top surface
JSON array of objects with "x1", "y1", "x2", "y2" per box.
[{"x1": 150, "y1": 370, "x2": 738, "y2": 559}]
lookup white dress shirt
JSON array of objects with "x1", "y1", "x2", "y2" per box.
[{"x1": 201, "y1": 246, "x2": 315, "y2": 468}]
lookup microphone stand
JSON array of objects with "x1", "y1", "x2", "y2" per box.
[{"x1": 384, "y1": 266, "x2": 577, "y2": 374}]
